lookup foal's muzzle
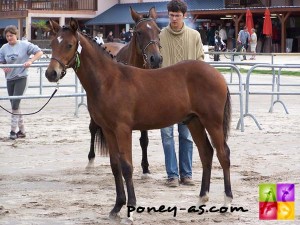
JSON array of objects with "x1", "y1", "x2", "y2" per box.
[{"x1": 45, "y1": 69, "x2": 59, "y2": 82}]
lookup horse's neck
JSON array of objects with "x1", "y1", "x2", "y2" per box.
[{"x1": 77, "y1": 40, "x2": 116, "y2": 93}]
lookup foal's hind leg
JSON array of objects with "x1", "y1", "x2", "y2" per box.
[
  {"x1": 206, "y1": 126, "x2": 233, "y2": 207},
  {"x1": 86, "y1": 118, "x2": 98, "y2": 169},
  {"x1": 187, "y1": 118, "x2": 214, "y2": 205},
  {"x1": 140, "y1": 130, "x2": 150, "y2": 178}
]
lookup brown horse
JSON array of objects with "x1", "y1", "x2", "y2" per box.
[
  {"x1": 45, "y1": 18, "x2": 232, "y2": 223},
  {"x1": 103, "y1": 42, "x2": 125, "y2": 56},
  {"x1": 87, "y1": 7, "x2": 162, "y2": 177}
]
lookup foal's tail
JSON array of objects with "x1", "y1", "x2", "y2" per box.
[
  {"x1": 95, "y1": 126, "x2": 109, "y2": 156},
  {"x1": 223, "y1": 87, "x2": 232, "y2": 141}
]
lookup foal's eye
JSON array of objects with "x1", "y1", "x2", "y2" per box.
[{"x1": 67, "y1": 44, "x2": 72, "y2": 49}]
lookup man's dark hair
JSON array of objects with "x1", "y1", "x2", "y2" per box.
[{"x1": 167, "y1": 0, "x2": 187, "y2": 14}]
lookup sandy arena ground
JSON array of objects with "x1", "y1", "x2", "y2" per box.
[{"x1": 0, "y1": 58, "x2": 299, "y2": 225}]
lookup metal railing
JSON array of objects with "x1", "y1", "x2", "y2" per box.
[
  {"x1": 208, "y1": 63, "x2": 245, "y2": 132},
  {"x1": 236, "y1": 63, "x2": 300, "y2": 130}
]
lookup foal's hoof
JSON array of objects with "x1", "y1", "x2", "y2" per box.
[
  {"x1": 141, "y1": 172, "x2": 151, "y2": 180},
  {"x1": 121, "y1": 217, "x2": 133, "y2": 225},
  {"x1": 223, "y1": 194, "x2": 233, "y2": 208},
  {"x1": 108, "y1": 212, "x2": 121, "y2": 221},
  {"x1": 85, "y1": 159, "x2": 95, "y2": 170},
  {"x1": 196, "y1": 193, "x2": 209, "y2": 207},
  {"x1": 221, "y1": 194, "x2": 233, "y2": 215}
]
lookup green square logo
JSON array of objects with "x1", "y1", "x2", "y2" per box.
[{"x1": 259, "y1": 183, "x2": 277, "y2": 202}]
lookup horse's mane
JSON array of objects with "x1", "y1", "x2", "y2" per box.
[
  {"x1": 77, "y1": 14, "x2": 155, "y2": 60},
  {"x1": 80, "y1": 30, "x2": 115, "y2": 59},
  {"x1": 60, "y1": 25, "x2": 115, "y2": 59}
]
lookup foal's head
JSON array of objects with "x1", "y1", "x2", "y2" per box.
[
  {"x1": 45, "y1": 18, "x2": 81, "y2": 82},
  {"x1": 130, "y1": 7, "x2": 162, "y2": 68}
]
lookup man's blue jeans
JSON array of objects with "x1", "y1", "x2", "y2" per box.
[{"x1": 160, "y1": 123, "x2": 193, "y2": 179}]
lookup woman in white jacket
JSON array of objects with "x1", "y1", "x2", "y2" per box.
[{"x1": 250, "y1": 28, "x2": 257, "y2": 60}]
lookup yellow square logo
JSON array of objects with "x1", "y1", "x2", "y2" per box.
[{"x1": 277, "y1": 202, "x2": 295, "y2": 220}]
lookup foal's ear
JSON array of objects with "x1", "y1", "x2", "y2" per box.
[
  {"x1": 48, "y1": 19, "x2": 61, "y2": 34},
  {"x1": 148, "y1": 7, "x2": 157, "y2": 20},
  {"x1": 69, "y1": 17, "x2": 79, "y2": 33},
  {"x1": 130, "y1": 6, "x2": 142, "y2": 23}
]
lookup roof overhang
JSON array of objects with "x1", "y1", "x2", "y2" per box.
[
  {"x1": 190, "y1": 6, "x2": 300, "y2": 20},
  {"x1": 85, "y1": 0, "x2": 224, "y2": 26}
]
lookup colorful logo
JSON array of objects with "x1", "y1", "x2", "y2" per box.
[{"x1": 259, "y1": 183, "x2": 295, "y2": 220}]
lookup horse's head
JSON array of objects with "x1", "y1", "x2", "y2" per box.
[
  {"x1": 45, "y1": 18, "x2": 80, "y2": 82},
  {"x1": 131, "y1": 7, "x2": 162, "y2": 69}
]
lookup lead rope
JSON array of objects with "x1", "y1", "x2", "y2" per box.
[{"x1": 0, "y1": 83, "x2": 59, "y2": 116}]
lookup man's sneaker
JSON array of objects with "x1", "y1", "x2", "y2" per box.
[
  {"x1": 9, "y1": 131, "x2": 17, "y2": 140},
  {"x1": 165, "y1": 178, "x2": 179, "y2": 187},
  {"x1": 17, "y1": 131, "x2": 26, "y2": 138},
  {"x1": 180, "y1": 177, "x2": 195, "y2": 186}
]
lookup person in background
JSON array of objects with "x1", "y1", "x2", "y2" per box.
[
  {"x1": 272, "y1": 24, "x2": 280, "y2": 53},
  {"x1": 21, "y1": 33, "x2": 28, "y2": 41},
  {"x1": 219, "y1": 25, "x2": 227, "y2": 46},
  {"x1": 124, "y1": 27, "x2": 134, "y2": 43},
  {"x1": 227, "y1": 23, "x2": 235, "y2": 49},
  {"x1": 207, "y1": 24, "x2": 216, "y2": 46},
  {"x1": 0, "y1": 25, "x2": 43, "y2": 140},
  {"x1": 159, "y1": 0, "x2": 204, "y2": 187},
  {"x1": 106, "y1": 31, "x2": 114, "y2": 42},
  {"x1": 214, "y1": 30, "x2": 225, "y2": 61},
  {"x1": 237, "y1": 26, "x2": 250, "y2": 60},
  {"x1": 197, "y1": 24, "x2": 207, "y2": 45},
  {"x1": 94, "y1": 32, "x2": 104, "y2": 45},
  {"x1": 0, "y1": 34, "x2": 7, "y2": 47},
  {"x1": 119, "y1": 28, "x2": 126, "y2": 43},
  {"x1": 250, "y1": 28, "x2": 257, "y2": 60}
]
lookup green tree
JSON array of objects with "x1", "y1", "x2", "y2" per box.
[{"x1": 32, "y1": 20, "x2": 48, "y2": 39}]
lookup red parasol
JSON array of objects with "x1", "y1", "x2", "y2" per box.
[
  {"x1": 263, "y1": 8, "x2": 272, "y2": 36},
  {"x1": 246, "y1": 9, "x2": 254, "y2": 34}
]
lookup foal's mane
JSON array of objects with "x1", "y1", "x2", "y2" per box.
[{"x1": 60, "y1": 25, "x2": 115, "y2": 59}]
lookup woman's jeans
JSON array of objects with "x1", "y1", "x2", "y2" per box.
[
  {"x1": 160, "y1": 123, "x2": 193, "y2": 179},
  {"x1": 7, "y1": 77, "x2": 27, "y2": 132}
]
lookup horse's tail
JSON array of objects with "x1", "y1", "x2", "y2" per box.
[
  {"x1": 95, "y1": 126, "x2": 109, "y2": 157},
  {"x1": 223, "y1": 87, "x2": 232, "y2": 141}
]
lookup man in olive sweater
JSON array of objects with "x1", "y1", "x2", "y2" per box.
[{"x1": 159, "y1": 0, "x2": 204, "y2": 187}]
